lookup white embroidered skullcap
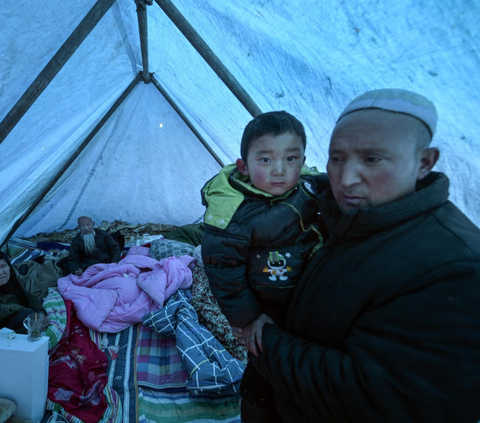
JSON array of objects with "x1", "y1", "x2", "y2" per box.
[{"x1": 337, "y1": 88, "x2": 437, "y2": 136}]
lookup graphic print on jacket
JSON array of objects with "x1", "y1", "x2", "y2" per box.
[
  {"x1": 249, "y1": 242, "x2": 312, "y2": 304},
  {"x1": 264, "y1": 251, "x2": 291, "y2": 281}
]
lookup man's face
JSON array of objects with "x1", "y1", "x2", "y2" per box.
[
  {"x1": 327, "y1": 109, "x2": 428, "y2": 213},
  {"x1": 237, "y1": 132, "x2": 305, "y2": 196},
  {"x1": 78, "y1": 217, "x2": 94, "y2": 235},
  {"x1": 0, "y1": 259, "x2": 11, "y2": 287}
]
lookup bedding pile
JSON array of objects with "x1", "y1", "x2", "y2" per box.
[
  {"x1": 2, "y1": 222, "x2": 247, "y2": 422},
  {"x1": 57, "y1": 254, "x2": 194, "y2": 332},
  {"x1": 136, "y1": 323, "x2": 242, "y2": 423}
]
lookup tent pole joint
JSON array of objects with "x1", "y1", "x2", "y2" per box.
[
  {"x1": 134, "y1": 0, "x2": 153, "y2": 12},
  {"x1": 139, "y1": 71, "x2": 154, "y2": 84}
]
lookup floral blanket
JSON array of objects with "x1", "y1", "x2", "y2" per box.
[
  {"x1": 47, "y1": 299, "x2": 110, "y2": 422},
  {"x1": 191, "y1": 266, "x2": 248, "y2": 364},
  {"x1": 42, "y1": 289, "x2": 122, "y2": 423}
]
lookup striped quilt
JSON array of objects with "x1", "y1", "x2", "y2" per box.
[{"x1": 136, "y1": 323, "x2": 241, "y2": 423}]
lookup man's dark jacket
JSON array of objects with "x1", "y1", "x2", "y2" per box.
[
  {"x1": 251, "y1": 172, "x2": 480, "y2": 423},
  {"x1": 67, "y1": 228, "x2": 121, "y2": 274}
]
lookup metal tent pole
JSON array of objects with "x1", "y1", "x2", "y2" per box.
[
  {"x1": 135, "y1": 0, "x2": 153, "y2": 83},
  {"x1": 0, "y1": 75, "x2": 142, "y2": 248},
  {"x1": 0, "y1": 0, "x2": 117, "y2": 145},
  {"x1": 154, "y1": 0, "x2": 262, "y2": 118},
  {"x1": 151, "y1": 75, "x2": 224, "y2": 167}
]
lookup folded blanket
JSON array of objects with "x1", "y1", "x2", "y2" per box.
[{"x1": 143, "y1": 289, "x2": 245, "y2": 395}]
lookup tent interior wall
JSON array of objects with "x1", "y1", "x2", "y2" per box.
[{"x1": 1, "y1": 0, "x2": 479, "y2": 246}]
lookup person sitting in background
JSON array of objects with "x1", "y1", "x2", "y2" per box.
[
  {"x1": 0, "y1": 251, "x2": 46, "y2": 334},
  {"x1": 67, "y1": 216, "x2": 121, "y2": 276}
]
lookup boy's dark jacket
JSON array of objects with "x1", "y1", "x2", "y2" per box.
[{"x1": 201, "y1": 164, "x2": 329, "y2": 327}]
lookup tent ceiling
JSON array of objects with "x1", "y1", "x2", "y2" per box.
[{"x1": 0, "y1": 0, "x2": 479, "y2": 245}]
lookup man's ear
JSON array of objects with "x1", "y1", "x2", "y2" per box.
[
  {"x1": 417, "y1": 147, "x2": 440, "y2": 180},
  {"x1": 236, "y1": 158, "x2": 249, "y2": 176}
]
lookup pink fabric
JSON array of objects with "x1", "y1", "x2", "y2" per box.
[
  {"x1": 126, "y1": 245, "x2": 151, "y2": 257},
  {"x1": 58, "y1": 254, "x2": 194, "y2": 333}
]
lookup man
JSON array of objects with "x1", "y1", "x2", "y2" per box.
[
  {"x1": 248, "y1": 89, "x2": 480, "y2": 422},
  {"x1": 67, "y1": 216, "x2": 121, "y2": 276}
]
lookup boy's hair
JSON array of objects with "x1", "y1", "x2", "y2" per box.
[{"x1": 240, "y1": 111, "x2": 306, "y2": 161}]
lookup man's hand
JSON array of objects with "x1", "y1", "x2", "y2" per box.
[
  {"x1": 74, "y1": 268, "x2": 83, "y2": 276},
  {"x1": 242, "y1": 313, "x2": 275, "y2": 357},
  {"x1": 231, "y1": 326, "x2": 244, "y2": 340}
]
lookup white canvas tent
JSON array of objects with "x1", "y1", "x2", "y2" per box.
[{"x1": 1, "y1": 0, "x2": 479, "y2": 247}]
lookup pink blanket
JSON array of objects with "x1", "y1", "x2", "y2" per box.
[{"x1": 58, "y1": 254, "x2": 194, "y2": 333}]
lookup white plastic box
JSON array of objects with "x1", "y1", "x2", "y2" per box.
[{"x1": 0, "y1": 334, "x2": 49, "y2": 422}]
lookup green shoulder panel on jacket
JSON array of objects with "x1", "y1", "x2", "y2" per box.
[
  {"x1": 202, "y1": 164, "x2": 245, "y2": 230},
  {"x1": 202, "y1": 164, "x2": 322, "y2": 230},
  {"x1": 300, "y1": 165, "x2": 321, "y2": 177}
]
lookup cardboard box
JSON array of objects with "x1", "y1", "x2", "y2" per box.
[{"x1": 0, "y1": 334, "x2": 49, "y2": 422}]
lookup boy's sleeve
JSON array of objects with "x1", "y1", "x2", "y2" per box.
[{"x1": 201, "y1": 229, "x2": 263, "y2": 327}]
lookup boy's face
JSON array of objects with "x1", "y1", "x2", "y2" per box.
[{"x1": 236, "y1": 132, "x2": 305, "y2": 196}]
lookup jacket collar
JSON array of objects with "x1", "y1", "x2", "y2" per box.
[
  {"x1": 317, "y1": 172, "x2": 449, "y2": 241},
  {"x1": 202, "y1": 164, "x2": 321, "y2": 229},
  {"x1": 229, "y1": 164, "x2": 321, "y2": 198}
]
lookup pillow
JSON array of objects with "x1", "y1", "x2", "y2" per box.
[{"x1": 150, "y1": 238, "x2": 195, "y2": 261}]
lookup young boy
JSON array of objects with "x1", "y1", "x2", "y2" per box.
[{"x1": 201, "y1": 111, "x2": 328, "y2": 422}]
